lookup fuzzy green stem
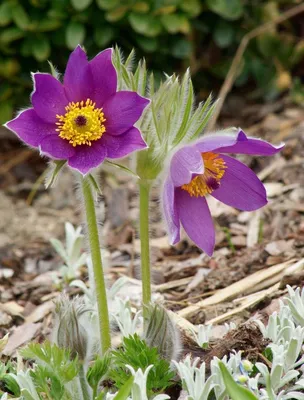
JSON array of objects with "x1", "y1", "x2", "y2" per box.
[
  {"x1": 139, "y1": 180, "x2": 152, "y2": 312},
  {"x1": 79, "y1": 364, "x2": 90, "y2": 400},
  {"x1": 81, "y1": 176, "x2": 111, "y2": 353}
]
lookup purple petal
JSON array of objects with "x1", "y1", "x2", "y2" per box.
[
  {"x1": 89, "y1": 48, "x2": 117, "y2": 107},
  {"x1": 162, "y1": 178, "x2": 180, "y2": 244},
  {"x1": 170, "y1": 146, "x2": 204, "y2": 187},
  {"x1": 214, "y1": 129, "x2": 284, "y2": 155},
  {"x1": 194, "y1": 132, "x2": 239, "y2": 153},
  {"x1": 103, "y1": 91, "x2": 150, "y2": 136},
  {"x1": 64, "y1": 45, "x2": 94, "y2": 103},
  {"x1": 40, "y1": 135, "x2": 75, "y2": 159},
  {"x1": 31, "y1": 73, "x2": 68, "y2": 123},
  {"x1": 176, "y1": 189, "x2": 215, "y2": 256},
  {"x1": 211, "y1": 155, "x2": 267, "y2": 211},
  {"x1": 67, "y1": 142, "x2": 107, "y2": 175},
  {"x1": 5, "y1": 108, "x2": 56, "y2": 147},
  {"x1": 101, "y1": 127, "x2": 147, "y2": 159}
]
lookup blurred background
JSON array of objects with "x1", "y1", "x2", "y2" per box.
[{"x1": 0, "y1": 0, "x2": 304, "y2": 125}]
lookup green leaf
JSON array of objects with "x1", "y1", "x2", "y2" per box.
[
  {"x1": 65, "y1": 21, "x2": 85, "y2": 50},
  {"x1": 132, "y1": 2, "x2": 149, "y2": 13},
  {"x1": 105, "y1": 160, "x2": 139, "y2": 178},
  {"x1": 106, "y1": 6, "x2": 128, "y2": 22},
  {"x1": 96, "y1": 0, "x2": 121, "y2": 10},
  {"x1": 71, "y1": 0, "x2": 93, "y2": 11},
  {"x1": 87, "y1": 355, "x2": 111, "y2": 392},
  {"x1": 20, "y1": 389, "x2": 37, "y2": 400},
  {"x1": 128, "y1": 13, "x2": 162, "y2": 37},
  {"x1": 161, "y1": 14, "x2": 190, "y2": 34},
  {"x1": 213, "y1": 20, "x2": 235, "y2": 48},
  {"x1": 36, "y1": 19, "x2": 62, "y2": 32},
  {"x1": 110, "y1": 334, "x2": 174, "y2": 396},
  {"x1": 32, "y1": 36, "x2": 51, "y2": 61},
  {"x1": 171, "y1": 38, "x2": 192, "y2": 59},
  {"x1": 0, "y1": 2, "x2": 13, "y2": 26},
  {"x1": 113, "y1": 376, "x2": 134, "y2": 400},
  {"x1": 94, "y1": 25, "x2": 115, "y2": 47},
  {"x1": 136, "y1": 36, "x2": 158, "y2": 53},
  {"x1": 180, "y1": 0, "x2": 202, "y2": 17},
  {"x1": 11, "y1": 4, "x2": 30, "y2": 29},
  {"x1": 0, "y1": 101, "x2": 13, "y2": 125},
  {"x1": 207, "y1": 0, "x2": 244, "y2": 20},
  {"x1": 219, "y1": 362, "x2": 258, "y2": 400},
  {"x1": 21, "y1": 342, "x2": 80, "y2": 384},
  {"x1": 0, "y1": 27, "x2": 24, "y2": 44}
]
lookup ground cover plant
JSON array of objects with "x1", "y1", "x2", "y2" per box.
[{"x1": 1, "y1": 43, "x2": 304, "y2": 400}]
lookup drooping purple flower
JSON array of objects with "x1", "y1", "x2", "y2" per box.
[
  {"x1": 162, "y1": 129, "x2": 284, "y2": 256},
  {"x1": 5, "y1": 46, "x2": 149, "y2": 175}
]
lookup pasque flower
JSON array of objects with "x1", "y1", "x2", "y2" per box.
[
  {"x1": 5, "y1": 46, "x2": 149, "y2": 175},
  {"x1": 162, "y1": 129, "x2": 283, "y2": 256}
]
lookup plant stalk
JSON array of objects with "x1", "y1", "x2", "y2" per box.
[
  {"x1": 79, "y1": 364, "x2": 90, "y2": 400},
  {"x1": 81, "y1": 176, "x2": 111, "y2": 353},
  {"x1": 139, "y1": 179, "x2": 152, "y2": 312}
]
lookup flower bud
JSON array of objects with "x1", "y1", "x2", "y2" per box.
[
  {"x1": 53, "y1": 295, "x2": 91, "y2": 361},
  {"x1": 143, "y1": 304, "x2": 182, "y2": 361},
  {"x1": 242, "y1": 360, "x2": 253, "y2": 372},
  {"x1": 237, "y1": 374, "x2": 248, "y2": 384}
]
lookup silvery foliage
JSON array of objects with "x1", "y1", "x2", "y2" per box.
[
  {"x1": 50, "y1": 222, "x2": 87, "y2": 282},
  {"x1": 173, "y1": 355, "x2": 215, "y2": 400},
  {"x1": 9, "y1": 370, "x2": 40, "y2": 400},
  {"x1": 285, "y1": 285, "x2": 304, "y2": 327},
  {"x1": 224, "y1": 322, "x2": 237, "y2": 333},
  {"x1": 192, "y1": 324, "x2": 213, "y2": 349},
  {"x1": 127, "y1": 365, "x2": 170, "y2": 400},
  {"x1": 0, "y1": 394, "x2": 8, "y2": 400},
  {"x1": 255, "y1": 302, "x2": 300, "y2": 344},
  {"x1": 112, "y1": 298, "x2": 143, "y2": 337},
  {"x1": 107, "y1": 366, "x2": 170, "y2": 400},
  {"x1": 210, "y1": 351, "x2": 245, "y2": 400},
  {"x1": 70, "y1": 255, "x2": 129, "y2": 313},
  {"x1": 112, "y1": 47, "x2": 217, "y2": 181}
]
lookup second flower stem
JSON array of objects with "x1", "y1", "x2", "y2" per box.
[
  {"x1": 81, "y1": 176, "x2": 111, "y2": 354},
  {"x1": 139, "y1": 179, "x2": 152, "y2": 313}
]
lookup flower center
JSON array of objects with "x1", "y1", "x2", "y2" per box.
[
  {"x1": 181, "y1": 152, "x2": 226, "y2": 197},
  {"x1": 56, "y1": 99, "x2": 106, "y2": 147}
]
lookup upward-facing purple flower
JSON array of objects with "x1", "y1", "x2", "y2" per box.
[
  {"x1": 5, "y1": 46, "x2": 149, "y2": 175},
  {"x1": 162, "y1": 129, "x2": 284, "y2": 256}
]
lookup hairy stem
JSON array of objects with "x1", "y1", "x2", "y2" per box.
[
  {"x1": 81, "y1": 176, "x2": 111, "y2": 353},
  {"x1": 79, "y1": 364, "x2": 90, "y2": 400},
  {"x1": 139, "y1": 180, "x2": 152, "y2": 312}
]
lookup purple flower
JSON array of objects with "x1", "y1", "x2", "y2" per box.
[
  {"x1": 5, "y1": 46, "x2": 149, "y2": 175},
  {"x1": 162, "y1": 129, "x2": 284, "y2": 256}
]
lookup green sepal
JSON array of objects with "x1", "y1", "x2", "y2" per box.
[
  {"x1": 105, "y1": 160, "x2": 139, "y2": 179},
  {"x1": 48, "y1": 60, "x2": 59, "y2": 79},
  {"x1": 45, "y1": 160, "x2": 66, "y2": 189},
  {"x1": 88, "y1": 173, "x2": 102, "y2": 196}
]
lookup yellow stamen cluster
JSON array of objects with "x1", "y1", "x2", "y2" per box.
[
  {"x1": 181, "y1": 152, "x2": 227, "y2": 197},
  {"x1": 56, "y1": 99, "x2": 106, "y2": 147}
]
